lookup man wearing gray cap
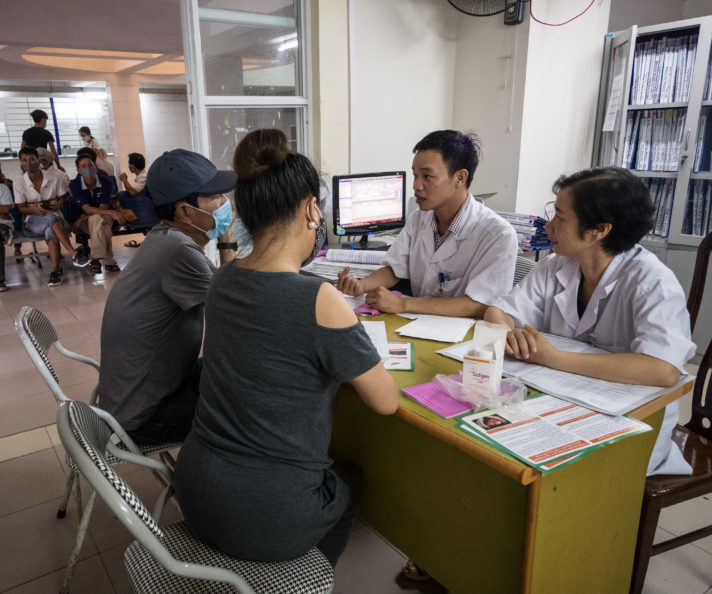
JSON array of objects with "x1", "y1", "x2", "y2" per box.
[{"x1": 98, "y1": 149, "x2": 237, "y2": 444}]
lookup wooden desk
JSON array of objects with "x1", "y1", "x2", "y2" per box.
[{"x1": 329, "y1": 315, "x2": 693, "y2": 594}]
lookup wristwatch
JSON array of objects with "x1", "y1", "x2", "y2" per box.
[{"x1": 217, "y1": 241, "x2": 237, "y2": 250}]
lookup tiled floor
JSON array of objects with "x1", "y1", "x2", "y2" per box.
[{"x1": 0, "y1": 237, "x2": 711, "y2": 593}]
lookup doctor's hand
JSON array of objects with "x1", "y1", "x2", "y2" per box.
[
  {"x1": 365, "y1": 287, "x2": 405, "y2": 314},
  {"x1": 506, "y1": 324, "x2": 557, "y2": 366},
  {"x1": 336, "y1": 267, "x2": 366, "y2": 296}
]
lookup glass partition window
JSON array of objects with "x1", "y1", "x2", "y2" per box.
[
  {"x1": 207, "y1": 106, "x2": 301, "y2": 171},
  {"x1": 183, "y1": 0, "x2": 309, "y2": 163}
]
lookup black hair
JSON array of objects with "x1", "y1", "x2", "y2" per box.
[
  {"x1": 552, "y1": 167, "x2": 655, "y2": 254},
  {"x1": 30, "y1": 109, "x2": 48, "y2": 123},
  {"x1": 233, "y1": 129, "x2": 319, "y2": 234},
  {"x1": 75, "y1": 148, "x2": 97, "y2": 168},
  {"x1": 79, "y1": 126, "x2": 94, "y2": 139},
  {"x1": 413, "y1": 130, "x2": 482, "y2": 189},
  {"x1": 150, "y1": 191, "x2": 199, "y2": 222},
  {"x1": 19, "y1": 146, "x2": 39, "y2": 159},
  {"x1": 128, "y1": 152, "x2": 145, "y2": 170}
]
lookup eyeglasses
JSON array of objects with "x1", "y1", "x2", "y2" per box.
[{"x1": 544, "y1": 201, "x2": 556, "y2": 221}]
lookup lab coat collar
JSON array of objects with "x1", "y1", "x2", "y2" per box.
[
  {"x1": 427, "y1": 195, "x2": 477, "y2": 264},
  {"x1": 553, "y1": 250, "x2": 629, "y2": 335}
]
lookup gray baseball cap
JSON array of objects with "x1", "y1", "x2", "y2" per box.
[{"x1": 146, "y1": 149, "x2": 237, "y2": 206}]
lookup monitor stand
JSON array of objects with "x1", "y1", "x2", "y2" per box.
[{"x1": 348, "y1": 234, "x2": 388, "y2": 250}]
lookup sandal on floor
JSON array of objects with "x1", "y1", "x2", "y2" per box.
[
  {"x1": 105, "y1": 263, "x2": 121, "y2": 272},
  {"x1": 14, "y1": 249, "x2": 23, "y2": 264},
  {"x1": 401, "y1": 560, "x2": 431, "y2": 582},
  {"x1": 89, "y1": 260, "x2": 102, "y2": 274},
  {"x1": 124, "y1": 240, "x2": 140, "y2": 248}
]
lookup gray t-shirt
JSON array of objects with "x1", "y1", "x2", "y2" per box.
[
  {"x1": 193, "y1": 265, "x2": 381, "y2": 471},
  {"x1": 99, "y1": 224, "x2": 215, "y2": 430}
]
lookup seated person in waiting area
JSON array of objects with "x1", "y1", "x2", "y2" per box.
[
  {"x1": 0, "y1": 180, "x2": 12, "y2": 292},
  {"x1": 117, "y1": 152, "x2": 158, "y2": 228},
  {"x1": 99, "y1": 149, "x2": 238, "y2": 445},
  {"x1": 37, "y1": 147, "x2": 70, "y2": 188},
  {"x1": 173, "y1": 130, "x2": 399, "y2": 568},
  {"x1": 69, "y1": 149, "x2": 123, "y2": 274},
  {"x1": 485, "y1": 167, "x2": 696, "y2": 476},
  {"x1": 14, "y1": 147, "x2": 89, "y2": 287},
  {"x1": 337, "y1": 129, "x2": 518, "y2": 317}
]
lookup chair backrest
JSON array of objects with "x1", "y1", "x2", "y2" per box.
[
  {"x1": 687, "y1": 231, "x2": 712, "y2": 332},
  {"x1": 513, "y1": 255, "x2": 536, "y2": 287},
  {"x1": 685, "y1": 334, "x2": 712, "y2": 440},
  {"x1": 57, "y1": 401, "x2": 254, "y2": 593},
  {"x1": 58, "y1": 401, "x2": 163, "y2": 535},
  {"x1": 16, "y1": 305, "x2": 100, "y2": 405},
  {"x1": 16, "y1": 305, "x2": 60, "y2": 384}
]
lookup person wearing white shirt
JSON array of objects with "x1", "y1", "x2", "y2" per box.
[
  {"x1": 14, "y1": 147, "x2": 90, "y2": 286},
  {"x1": 79, "y1": 126, "x2": 115, "y2": 176},
  {"x1": 485, "y1": 167, "x2": 695, "y2": 476},
  {"x1": 337, "y1": 130, "x2": 518, "y2": 318},
  {"x1": 119, "y1": 152, "x2": 147, "y2": 195},
  {"x1": 37, "y1": 147, "x2": 70, "y2": 187}
]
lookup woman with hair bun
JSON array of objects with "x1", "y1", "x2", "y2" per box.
[{"x1": 174, "y1": 129, "x2": 399, "y2": 566}]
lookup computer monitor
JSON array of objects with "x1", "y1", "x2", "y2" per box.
[{"x1": 332, "y1": 171, "x2": 406, "y2": 249}]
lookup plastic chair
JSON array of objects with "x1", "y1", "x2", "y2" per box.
[
  {"x1": 57, "y1": 401, "x2": 335, "y2": 594},
  {"x1": 513, "y1": 255, "x2": 536, "y2": 287},
  {"x1": 629, "y1": 232, "x2": 712, "y2": 594},
  {"x1": 15, "y1": 305, "x2": 180, "y2": 593}
]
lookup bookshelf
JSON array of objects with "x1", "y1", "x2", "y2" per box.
[{"x1": 593, "y1": 17, "x2": 712, "y2": 248}]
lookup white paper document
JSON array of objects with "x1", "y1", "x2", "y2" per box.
[
  {"x1": 459, "y1": 394, "x2": 651, "y2": 469},
  {"x1": 325, "y1": 249, "x2": 386, "y2": 265},
  {"x1": 438, "y1": 333, "x2": 684, "y2": 416},
  {"x1": 396, "y1": 315, "x2": 474, "y2": 343},
  {"x1": 301, "y1": 256, "x2": 381, "y2": 282},
  {"x1": 361, "y1": 321, "x2": 390, "y2": 362}
]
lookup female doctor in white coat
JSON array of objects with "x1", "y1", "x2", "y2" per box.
[{"x1": 485, "y1": 167, "x2": 695, "y2": 476}]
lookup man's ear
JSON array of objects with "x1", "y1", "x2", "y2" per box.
[
  {"x1": 173, "y1": 201, "x2": 192, "y2": 224},
  {"x1": 454, "y1": 168, "x2": 468, "y2": 187}
]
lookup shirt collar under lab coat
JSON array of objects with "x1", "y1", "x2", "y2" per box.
[
  {"x1": 554, "y1": 248, "x2": 636, "y2": 336},
  {"x1": 418, "y1": 194, "x2": 478, "y2": 264}
]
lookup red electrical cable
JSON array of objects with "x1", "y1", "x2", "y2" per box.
[{"x1": 529, "y1": 0, "x2": 596, "y2": 27}]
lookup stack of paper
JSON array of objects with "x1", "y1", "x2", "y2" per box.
[
  {"x1": 396, "y1": 314, "x2": 474, "y2": 343},
  {"x1": 437, "y1": 333, "x2": 682, "y2": 416},
  {"x1": 360, "y1": 321, "x2": 390, "y2": 362},
  {"x1": 457, "y1": 394, "x2": 651, "y2": 472}
]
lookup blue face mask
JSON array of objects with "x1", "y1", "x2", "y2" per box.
[{"x1": 190, "y1": 198, "x2": 232, "y2": 240}]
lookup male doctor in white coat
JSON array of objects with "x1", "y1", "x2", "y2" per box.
[
  {"x1": 485, "y1": 167, "x2": 695, "y2": 475},
  {"x1": 337, "y1": 130, "x2": 518, "y2": 317}
]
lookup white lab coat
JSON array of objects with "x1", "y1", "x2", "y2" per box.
[
  {"x1": 495, "y1": 245, "x2": 696, "y2": 476},
  {"x1": 382, "y1": 195, "x2": 518, "y2": 305}
]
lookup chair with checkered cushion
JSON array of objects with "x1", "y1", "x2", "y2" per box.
[
  {"x1": 15, "y1": 305, "x2": 180, "y2": 593},
  {"x1": 57, "y1": 401, "x2": 335, "y2": 594}
]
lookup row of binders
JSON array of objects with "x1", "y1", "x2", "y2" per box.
[
  {"x1": 630, "y1": 34, "x2": 697, "y2": 105},
  {"x1": 683, "y1": 180, "x2": 712, "y2": 237},
  {"x1": 622, "y1": 108, "x2": 685, "y2": 171},
  {"x1": 704, "y1": 56, "x2": 712, "y2": 101},
  {"x1": 496, "y1": 212, "x2": 551, "y2": 252},
  {"x1": 693, "y1": 107, "x2": 711, "y2": 172},
  {"x1": 643, "y1": 178, "x2": 675, "y2": 238}
]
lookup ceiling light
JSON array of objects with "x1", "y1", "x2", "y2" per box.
[
  {"x1": 27, "y1": 47, "x2": 161, "y2": 59},
  {"x1": 22, "y1": 54, "x2": 144, "y2": 73}
]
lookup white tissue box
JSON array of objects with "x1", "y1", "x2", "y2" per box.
[{"x1": 462, "y1": 321, "x2": 508, "y2": 395}]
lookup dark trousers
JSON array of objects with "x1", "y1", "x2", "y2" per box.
[
  {"x1": 317, "y1": 463, "x2": 362, "y2": 566},
  {"x1": 127, "y1": 359, "x2": 202, "y2": 445}
]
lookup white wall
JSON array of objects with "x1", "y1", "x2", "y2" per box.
[
  {"x1": 138, "y1": 93, "x2": 192, "y2": 170},
  {"x1": 516, "y1": 0, "x2": 611, "y2": 216},
  {"x1": 682, "y1": 0, "x2": 712, "y2": 20},
  {"x1": 608, "y1": 0, "x2": 684, "y2": 31},
  {"x1": 348, "y1": 0, "x2": 458, "y2": 178},
  {"x1": 453, "y1": 17, "x2": 530, "y2": 212}
]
